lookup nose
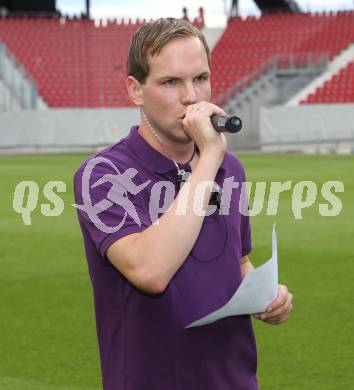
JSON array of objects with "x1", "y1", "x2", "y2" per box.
[{"x1": 181, "y1": 81, "x2": 197, "y2": 106}]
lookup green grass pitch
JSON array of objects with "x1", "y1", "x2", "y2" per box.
[{"x1": 0, "y1": 153, "x2": 353, "y2": 389}]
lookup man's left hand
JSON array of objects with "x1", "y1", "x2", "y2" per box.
[{"x1": 253, "y1": 284, "x2": 293, "y2": 325}]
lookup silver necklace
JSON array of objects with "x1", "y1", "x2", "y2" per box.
[{"x1": 142, "y1": 109, "x2": 196, "y2": 184}]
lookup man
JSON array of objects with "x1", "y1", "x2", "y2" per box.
[{"x1": 74, "y1": 18, "x2": 293, "y2": 390}]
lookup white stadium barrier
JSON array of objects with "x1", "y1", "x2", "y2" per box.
[
  {"x1": 260, "y1": 104, "x2": 354, "y2": 153},
  {"x1": 0, "y1": 108, "x2": 140, "y2": 154}
]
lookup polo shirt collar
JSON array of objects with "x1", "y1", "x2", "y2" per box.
[
  {"x1": 125, "y1": 125, "x2": 186, "y2": 174},
  {"x1": 125, "y1": 125, "x2": 225, "y2": 177}
]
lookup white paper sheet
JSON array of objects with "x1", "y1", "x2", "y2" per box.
[{"x1": 185, "y1": 225, "x2": 278, "y2": 328}]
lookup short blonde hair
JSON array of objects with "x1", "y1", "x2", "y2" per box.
[{"x1": 127, "y1": 18, "x2": 211, "y2": 84}]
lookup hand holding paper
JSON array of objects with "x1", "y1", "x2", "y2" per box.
[{"x1": 185, "y1": 225, "x2": 279, "y2": 329}]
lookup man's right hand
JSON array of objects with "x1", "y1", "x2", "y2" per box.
[{"x1": 182, "y1": 101, "x2": 227, "y2": 163}]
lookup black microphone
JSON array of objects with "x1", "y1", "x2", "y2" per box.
[{"x1": 210, "y1": 115, "x2": 242, "y2": 133}]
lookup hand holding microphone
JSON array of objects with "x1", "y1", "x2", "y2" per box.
[
  {"x1": 182, "y1": 102, "x2": 241, "y2": 160},
  {"x1": 193, "y1": 105, "x2": 242, "y2": 133},
  {"x1": 190, "y1": 103, "x2": 242, "y2": 134}
]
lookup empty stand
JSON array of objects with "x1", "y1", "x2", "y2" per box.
[
  {"x1": 0, "y1": 12, "x2": 353, "y2": 107},
  {"x1": 302, "y1": 60, "x2": 354, "y2": 104},
  {"x1": 0, "y1": 18, "x2": 142, "y2": 107},
  {"x1": 0, "y1": 17, "x2": 202, "y2": 108},
  {"x1": 211, "y1": 11, "x2": 354, "y2": 104}
]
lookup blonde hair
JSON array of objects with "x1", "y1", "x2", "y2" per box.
[{"x1": 127, "y1": 18, "x2": 210, "y2": 84}]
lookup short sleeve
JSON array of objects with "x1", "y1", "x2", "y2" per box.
[{"x1": 74, "y1": 160, "x2": 151, "y2": 258}]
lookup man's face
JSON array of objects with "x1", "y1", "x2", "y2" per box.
[{"x1": 140, "y1": 36, "x2": 211, "y2": 144}]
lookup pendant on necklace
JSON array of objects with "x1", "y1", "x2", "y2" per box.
[
  {"x1": 177, "y1": 168, "x2": 186, "y2": 184},
  {"x1": 177, "y1": 168, "x2": 191, "y2": 186}
]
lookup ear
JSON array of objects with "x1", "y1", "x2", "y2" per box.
[{"x1": 126, "y1": 76, "x2": 144, "y2": 106}]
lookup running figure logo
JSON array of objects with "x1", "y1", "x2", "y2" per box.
[{"x1": 73, "y1": 157, "x2": 150, "y2": 233}]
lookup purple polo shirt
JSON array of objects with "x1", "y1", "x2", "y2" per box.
[{"x1": 74, "y1": 126, "x2": 258, "y2": 390}]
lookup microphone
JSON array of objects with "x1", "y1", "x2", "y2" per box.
[{"x1": 210, "y1": 115, "x2": 242, "y2": 133}]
